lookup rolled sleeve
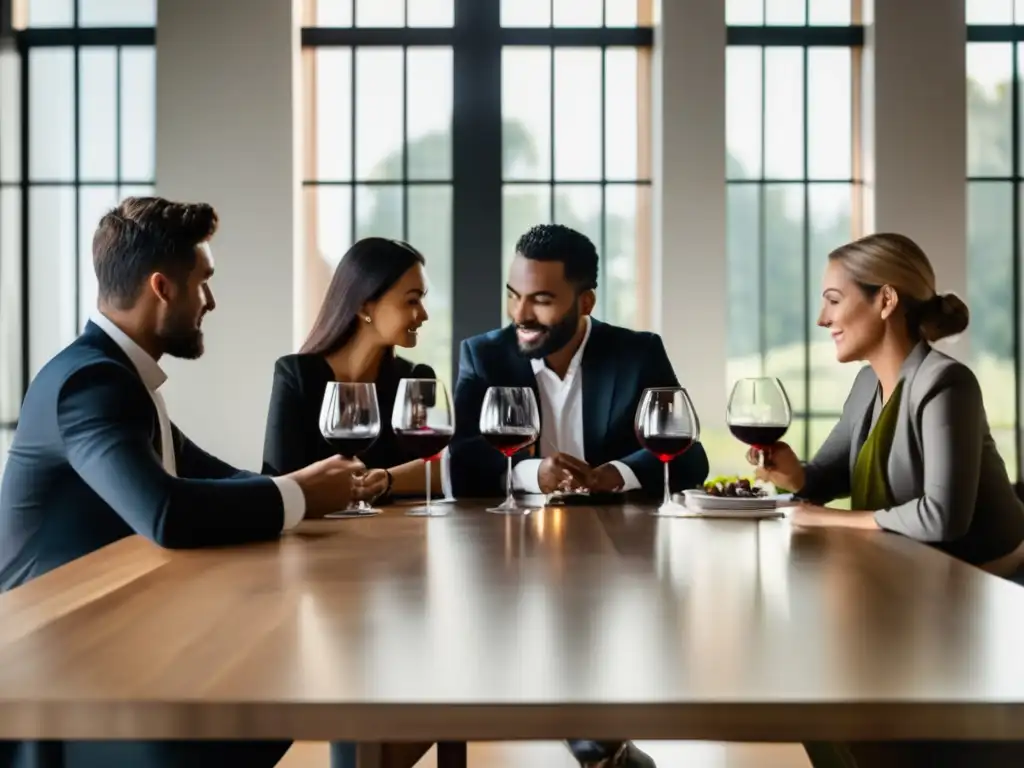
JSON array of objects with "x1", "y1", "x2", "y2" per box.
[{"x1": 273, "y1": 476, "x2": 306, "y2": 531}]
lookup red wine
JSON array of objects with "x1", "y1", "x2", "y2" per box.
[
  {"x1": 324, "y1": 434, "x2": 378, "y2": 457},
  {"x1": 482, "y1": 429, "x2": 537, "y2": 457},
  {"x1": 638, "y1": 434, "x2": 694, "y2": 462},
  {"x1": 394, "y1": 427, "x2": 454, "y2": 461},
  {"x1": 729, "y1": 424, "x2": 788, "y2": 447}
]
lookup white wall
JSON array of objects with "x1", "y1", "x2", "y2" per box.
[{"x1": 155, "y1": 0, "x2": 300, "y2": 468}]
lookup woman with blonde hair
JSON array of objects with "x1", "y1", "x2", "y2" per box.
[{"x1": 753, "y1": 232, "x2": 1024, "y2": 580}]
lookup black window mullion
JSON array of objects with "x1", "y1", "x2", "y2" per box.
[{"x1": 451, "y1": 0, "x2": 502, "y2": 385}]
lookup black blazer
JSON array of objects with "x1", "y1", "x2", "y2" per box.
[
  {"x1": 449, "y1": 319, "x2": 710, "y2": 499},
  {"x1": 0, "y1": 322, "x2": 287, "y2": 593},
  {"x1": 261, "y1": 353, "x2": 436, "y2": 479}
]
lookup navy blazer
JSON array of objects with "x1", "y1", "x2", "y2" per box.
[
  {"x1": 449, "y1": 319, "x2": 710, "y2": 498},
  {"x1": 0, "y1": 322, "x2": 287, "y2": 593}
]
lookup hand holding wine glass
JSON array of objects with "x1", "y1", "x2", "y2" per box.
[
  {"x1": 634, "y1": 387, "x2": 700, "y2": 516},
  {"x1": 727, "y1": 377, "x2": 792, "y2": 469},
  {"x1": 391, "y1": 378, "x2": 454, "y2": 517},
  {"x1": 746, "y1": 441, "x2": 804, "y2": 492},
  {"x1": 479, "y1": 386, "x2": 540, "y2": 514},
  {"x1": 319, "y1": 382, "x2": 381, "y2": 515}
]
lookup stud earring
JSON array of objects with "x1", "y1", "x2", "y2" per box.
[{"x1": 363, "y1": 315, "x2": 371, "y2": 323}]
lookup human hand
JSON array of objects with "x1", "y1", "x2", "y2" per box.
[
  {"x1": 286, "y1": 455, "x2": 364, "y2": 518},
  {"x1": 746, "y1": 441, "x2": 805, "y2": 493},
  {"x1": 587, "y1": 463, "x2": 625, "y2": 493},
  {"x1": 538, "y1": 452, "x2": 592, "y2": 494},
  {"x1": 352, "y1": 468, "x2": 389, "y2": 501}
]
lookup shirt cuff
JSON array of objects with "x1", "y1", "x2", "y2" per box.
[
  {"x1": 440, "y1": 447, "x2": 453, "y2": 499},
  {"x1": 511, "y1": 458, "x2": 543, "y2": 494},
  {"x1": 272, "y1": 476, "x2": 306, "y2": 531},
  {"x1": 610, "y1": 460, "x2": 642, "y2": 492}
]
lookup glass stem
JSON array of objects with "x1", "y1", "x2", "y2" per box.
[
  {"x1": 663, "y1": 460, "x2": 671, "y2": 507},
  {"x1": 506, "y1": 456, "x2": 514, "y2": 507},
  {"x1": 425, "y1": 459, "x2": 432, "y2": 512}
]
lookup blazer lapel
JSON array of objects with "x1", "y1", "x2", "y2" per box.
[
  {"x1": 887, "y1": 341, "x2": 931, "y2": 502},
  {"x1": 581, "y1": 321, "x2": 617, "y2": 461}
]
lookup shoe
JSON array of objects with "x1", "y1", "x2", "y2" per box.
[{"x1": 569, "y1": 740, "x2": 657, "y2": 768}]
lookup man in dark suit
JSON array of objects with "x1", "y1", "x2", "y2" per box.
[
  {"x1": 0, "y1": 196, "x2": 360, "y2": 768},
  {"x1": 450, "y1": 224, "x2": 710, "y2": 768}
]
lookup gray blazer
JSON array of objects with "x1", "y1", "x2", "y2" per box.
[{"x1": 800, "y1": 341, "x2": 1024, "y2": 566}]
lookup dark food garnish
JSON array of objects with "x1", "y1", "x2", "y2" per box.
[{"x1": 703, "y1": 477, "x2": 768, "y2": 498}]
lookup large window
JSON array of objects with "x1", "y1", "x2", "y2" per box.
[
  {"x1": 0, "y1": 0, "x2": 155, "y2": 470},
  {"x1": 724, "y1": 0, "x2": 863, "y2": 466},
  {"x1": 966, "y1": 0, "x2": 1024, "y2": 481},
  {"x1": 302, "y1": 0, "x2": 653, "y2": 386}
]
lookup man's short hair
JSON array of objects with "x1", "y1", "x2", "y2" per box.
[
  {"x1": 93, "y1": 196, "x2": 219, "y2": 309},
  {"x1": 514, "y1": 223, "x2": 599, "y2": 292}
]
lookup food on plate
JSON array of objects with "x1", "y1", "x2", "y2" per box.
[{"x1": 702, "y1": 475, "x2": 768, "y2": 498}]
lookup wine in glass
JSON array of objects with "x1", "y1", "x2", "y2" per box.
[
  {"x1": 635, "y1": 387, "x2": 700, "y2": 516},
  {"x1": 726, "y1": 377, "x2": 792, "y2": 467},
  {"x1": 392, "y1": 378, "x2": 454, "y2": 517},
  {"x1": 479, "y1": 386, "x2": 541, "y2": 514},
  {"x1": 319, "y1": 381, "x2": 381, "y2": 515}
]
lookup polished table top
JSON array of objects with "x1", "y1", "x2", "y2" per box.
[{"x1": 2, "y1": 502, "x2": 1024, "y2": 742}]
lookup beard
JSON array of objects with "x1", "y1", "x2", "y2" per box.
[
  {"x1": 158, "y1": 307, "x2": 205, "y2": 360},
  {"x1": 515, "y1": 301, "x2": 581, "y2": 359}
]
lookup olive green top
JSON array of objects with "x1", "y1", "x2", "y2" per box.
[{"x1": 851, "y1": 379, "x2": 904, "y2": 512}]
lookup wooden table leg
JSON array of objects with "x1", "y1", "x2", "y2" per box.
[{"x1": 436, "y1": 741, "x2": 467, "y2": 768}]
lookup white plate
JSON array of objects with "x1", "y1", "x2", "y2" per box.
[{"x1": 681, "y1": 489, "x2": 792, "y2": 512}]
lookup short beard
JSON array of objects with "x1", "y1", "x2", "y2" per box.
[
  {"x1": 516, "y1": 301, "x2": 581, "y2": 359},
  {"x1": 158, "y1": 311, "x2": 205, "y2": 360}
]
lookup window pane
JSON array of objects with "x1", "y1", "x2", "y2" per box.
[
  {"x1": 502, "y1": 48, "x2": 551, "y2": 181},
  {"x1": 763, "y1": 184, "x2": 806, "y2": 416},
  {"x1": 967, "y1": 0, "x2": 1014, "y2": 24},
  {"x1": 355, "y1": 0, "x2": 404, "y2": 26},
  {"x1": 356, "y1": 49, "x2": 403, "y2": 180},
  {"x1": 807, "y1": 48, "x2": 851, "y2": 180},
  {"x1": 29, "y1": 186, "x2": 76, "y2": 378},
  {"x1": 316, "y1": 0, "x2": 353, "y2": 26},
  {"x1": 29, "y1": 48, "x2": 75, "y2": 182},
  {"x1": 117, "y1": 184, "x2": 154, "y2": 199},
  {"x1": 356, "y1": 184, "x2": 403, "y2": 240},
  {"x1": 27, "y1": 0, "x2": 73, "y2": 27},
  {"x1": 407, "y1": 48, "x2": 453, "y2": 180},
  {"x1": 605, "y1": 48, "x2": 640, "y2": 180},
  {"x1": 967, "y1": 43, "x2": 1012, "y2": 178},
  {"x1": 407, "y1": 0, "x2": 454, "y2": 27},
  {"x1": 315, "y1": 48, "x2": 353, "y2": 182},
  {"x1": 808, "y1": 0, "x2": 851, "y2": 25},
  {"x1": 78, "y1": 0, "x2": 157, "y2": 26},
  {"x1": 1017, "y1": 0, "x2": 1024, "y2": 23},
  {"x1": 968, "y1": 181, "x2": 1016, "y2": 477},
  {"x1": 0, "y1": 49, "x2": 21, "y2": 184},
  {"x1": 765, "y1": 0, "x2": 805, "y2": 25},
  {"x1": 553, "y1": 184, "x2": 602, "y2": 263},
  {"x1": 502, "y1": 184, "x2": 551, "y2": 302},
  {"x1": 0, "y1": 188, "x2": 21, "y2": 422},
  {"x1": 554, "y1": 0, "x2": 603, "y2": 27},
  {"x1": 808, "y1": 184, "x2": 859, "y2": 413},
  {"x1": 501, "y1": 0, "x2": 551, "y2": 27},
  {"x1": 726, "y1": 0, "x2": 763, "y2": 25},
  {"x1": 120, "y1": 48, "x2": 156, "y2": 181},
  {"x1": 78, "y1": 186, "x2": 119, "y2": 330},
  {"x1": 764, "y1": 48, "x2": 804, "y2": 180},
  {"x1": 604, "y1": 185, "x2": 650, "y2": 329},
  {"x1": 554, "y1": 49, "x2": 601, "y2": 180},
  {"x1": 79, "y1": 48, "x2": 117, "y2": 181},
  {"x1": 726, "y1": 47, "x2": 762, "y2": 180},
  {"x1": 311, "y1": 185, "x2": 354, "y2": 271},
  {"x1": 726, "y1": 184, "x2": 761, "y2": 375},
  {"x1": 406, "y1": 185, "x2": 453, "y2": 385},
  {"x1": 605, "y1": 0, "x2": 652, "y2": 27}
]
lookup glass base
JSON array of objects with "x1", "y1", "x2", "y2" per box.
[
  {"x1": 650, "y1": 500, "x2": 692, "y2": 517},
  {"x1": 325, "y1": 508, "x2": 382, "y2": 519},
  {"x1": 486, "y1": 499, "x2": 534, "y2": 515},
  {"x1": 405, "y1": 505, "x2": 449, "y2": 517}
]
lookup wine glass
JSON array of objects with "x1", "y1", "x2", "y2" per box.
[
  {"x1": 392, "y1": 378, "x2": 454, "y2": 517},
  {"x1": 479, "y1": 387, "x2": 541, "y2": 515},
  {"x1": 319, "y1": 382, "x2": 382, "y2": 515},
  {"x1": 726, "y1": 377, "x2": 792, "y2": 468},
  {"x1": 635, "y1": 387, "x2": 701, "y2": 516}
]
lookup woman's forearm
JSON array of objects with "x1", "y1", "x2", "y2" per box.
[{"x1": 388, "y1": 459, "x2": 443, "y2": 495}]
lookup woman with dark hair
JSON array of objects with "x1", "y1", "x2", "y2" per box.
[{"x1": 262, "y1": 237, "x2": 442, "y2": 506}]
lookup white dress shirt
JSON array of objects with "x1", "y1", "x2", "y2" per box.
[
  {"x1": 90, "y1": 313, "x2": 306, "y2": 531},
  {"x1": 510, "y1": 317, "x2": 641, "y2": 494}
]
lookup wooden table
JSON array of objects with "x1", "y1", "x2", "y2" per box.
[{"x1": 2, "y1": 502, "x2": 1024, "y2": 744}]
